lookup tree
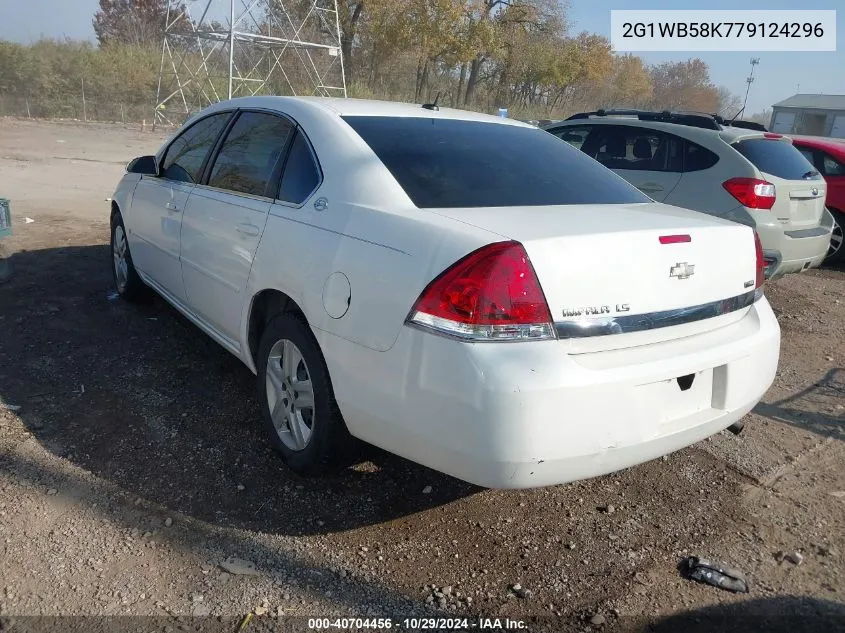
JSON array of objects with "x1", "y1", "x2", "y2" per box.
[
  {"x1": 339, "y1": 1, "x2": 366, "y2": 82},
  {"x1": 714, "y1": 85, "x2": 742, "y2": 117},
  {"x1": 93, "y1": 0, "x2": 178, "y2": 48},
  {"x1": 749, "y1": 109, "x2": 772, "y2": 126},
  {"x1": 649, "y1": 59, "x2": 719, "y2": 112},
  {"x1": 600, "y1": 54, "x2": 652, "y2": 108}
]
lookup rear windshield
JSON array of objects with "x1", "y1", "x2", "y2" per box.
[
  {"x1": 732, "y1": 138, "x2": 822, "y2": 181},
  {"x1": 342, "y1": 116, "x2": 650, "y2": 208}
]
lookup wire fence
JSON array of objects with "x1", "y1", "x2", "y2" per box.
[{"x1": 0, "y1": 95, "x2": 186, "y2": 128}]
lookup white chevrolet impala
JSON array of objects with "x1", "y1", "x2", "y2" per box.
[{"x1": 110, "y1": 96, "x2": 780, "y2": 488}]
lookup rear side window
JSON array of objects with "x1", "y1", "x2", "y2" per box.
[
  {"x1": 208, "y1": 111, "x2": 294, "y2": 197},
  {"x1": 161, "y1": 112, "x2": 231, "y2": 183},
  {"x1": 683, "y1": 141, "x2": 719, "y2": 172},
  {"x1": 733, "y1": 138, "x2": 822, "y2": 181},
  {"x1": 342, "y1": 116, "x2": 649, "y2": 208},
  {"x1": 277, "y1": 131, "x2": 321, "y2": 205}
]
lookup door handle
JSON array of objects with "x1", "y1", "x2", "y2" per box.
[
  {"x1": 638, "y1": 182, "x2": 664, "y2": 193},
  {"x1": 165, "y1": 202, "x2": 181, "y2": 212},
  {"x1": 236, "y1": 223, "x2": 260, "y2": 237}
]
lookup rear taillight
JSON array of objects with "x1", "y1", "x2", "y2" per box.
[
  {"x1": 407, "y1": 241, "x2": 555, "y2": 341},
  {"x1": 723, "y1": 177, "x2": 776, "y2": 210},
  {"x1": 754, "y1": 231, "x2": 765, "y2": 289}
]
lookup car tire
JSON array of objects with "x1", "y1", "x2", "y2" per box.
[
  {"x1": 110, "y1": 210, "x2": 146, "y2": 301},
  {"x1": 825, "y1": 208, "x2": 845, "y2": 266},
  {"x1": 256, "y1": 312, "x2": 353, "y2": 476}
]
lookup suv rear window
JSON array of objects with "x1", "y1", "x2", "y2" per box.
[
  {"x1": 732, "y1": 138, "x2": 822, "y2": 181},
  {"x1": 342, "y1": 116, "x2": 650, "y2": 208}
]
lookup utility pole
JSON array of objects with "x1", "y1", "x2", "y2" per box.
[{"x1": 742, "y1": 58, "x2": 760, "y2": 115}]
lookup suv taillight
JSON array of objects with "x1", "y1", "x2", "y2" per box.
[
  {"x1": 723, "y1": 177, "x2": 776, "y2": 210},
  {"x1": 754, "y1": 231, "x2": 766, "y2": 289},
  {"x1": 406, "y1": 241, "x2": 555, "y2": 341}
]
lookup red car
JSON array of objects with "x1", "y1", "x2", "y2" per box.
[{"x1": 789, "y1": 136, "x2": 845, "y2": 265}]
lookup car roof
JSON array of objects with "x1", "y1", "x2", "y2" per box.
[
  {"x1": 545, "y1": 116, "x2": 767, "y2": 144},
  {"x1": 789, "y1": 135, "x2": 845, "y2": 155},
  {"x1": 201, "y1": 95, "x2": 533, "y2": 128}
]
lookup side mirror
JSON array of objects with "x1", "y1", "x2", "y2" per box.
[{"x1": 127, "y1": 155, "x2": 158, "y2": 176}]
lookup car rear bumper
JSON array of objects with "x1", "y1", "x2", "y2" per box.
[
  {"x1": 757, "y1": 211, "x2": 833, "y2": 277},
  {"x1": 320, "y1": 296, "x2": 781, "y2": 489}
]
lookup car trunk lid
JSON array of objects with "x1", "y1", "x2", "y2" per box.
[
  {"x1": 732, "y1": 136, "x2": 827, "y2": 228},
  {"x1": 429, "y1": 202, "x2": 759, "y2": 351}
]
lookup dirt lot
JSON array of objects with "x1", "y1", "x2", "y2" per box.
[{"x1": 0, "y1": 118, "x2": 843, "y2": 633}]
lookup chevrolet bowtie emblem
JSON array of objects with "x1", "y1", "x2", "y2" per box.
[{"x1": 669, "y1": 262, "x2": 695, "y2": 279}]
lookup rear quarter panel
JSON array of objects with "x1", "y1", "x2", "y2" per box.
[{"x1": 244, "y1": 105, "x2": 500, "y2": 354}]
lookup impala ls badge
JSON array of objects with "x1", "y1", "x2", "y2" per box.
[
  {"x1": 669, "y1": 262, "x2": 695, "y2": 280},
  {"x1": 562, "y1": 303, "x2": 630, "y2": 318}
]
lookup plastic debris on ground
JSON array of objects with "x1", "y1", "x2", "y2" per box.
[{"x1": 682, "y1": 556, "x2": 749, "y2": 593}]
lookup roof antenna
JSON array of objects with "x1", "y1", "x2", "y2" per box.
[
  {"x1": 422, "y1": 92, "x2": 440, "y2": 111},
  {"x1": 728, "y1": 105, "x2": 746, "y2": 124}
]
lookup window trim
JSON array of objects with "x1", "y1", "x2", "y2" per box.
[{"x1": 158, "y1": 110, "x2": 236, "y2": 185}]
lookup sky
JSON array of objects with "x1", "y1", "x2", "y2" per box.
[{"x1": 0, "y1": 0, "x2": 841, "y2": 115}]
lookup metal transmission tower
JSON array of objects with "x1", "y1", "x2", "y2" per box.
[
  {"x1": 154, "y1": 0, "x2": 347, "y2": 126},
  {"x1": 741, "y1": 58, "x2": 760, "y2": 115}
]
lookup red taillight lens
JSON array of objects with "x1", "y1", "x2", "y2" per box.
[
  {"x1": 754, "y1": 231, "x2": 765, "y2": 289},
  {"x1": 723, "y1": 177, "x2": 776, "y2": 210},
  {"x1": 407, "y1": 241, "x2": 555, "y2": 341}
]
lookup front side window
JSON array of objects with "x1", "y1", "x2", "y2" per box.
[
  {"x1": 208, "y1": 112, "x2": 294, "y2": 197},
  {"x1": 583, "y1": 125, "x2": 682, "y2": 173},
  {"x1": 341, "y1": 116, "x2": 649, "y2": 209},
  {"x1": 161, "y1": 113, "x2": 231, "y2": 183},
  {"x1": 548, "y1": 125, "x2": 592, "y2": 150}
]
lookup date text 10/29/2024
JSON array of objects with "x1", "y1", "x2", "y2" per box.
[{"x1": 307, "y1": 618, "x2": 528, "y2": 630}]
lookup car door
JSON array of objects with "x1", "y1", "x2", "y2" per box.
[
  {"x1": 129, "y1": 112, "x2": 233, "y2": 302},
  {"x1": 582, "y1": 125, "x2": 683, "y2": 202},
  {"x1": 180, "y1": 110, "x2": 296, "y2": 343},
  {"x1": 817, "y1": 150, "x2": 845, "y2": 211}
]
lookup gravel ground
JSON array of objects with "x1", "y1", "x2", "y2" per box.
[{"x1": 0, "y1": 118, "x2": 843, "y2": 633}]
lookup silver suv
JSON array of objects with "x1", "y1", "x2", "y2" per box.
[{"x1": 544, "y1": 110, "x2": 834, "y2": 278}]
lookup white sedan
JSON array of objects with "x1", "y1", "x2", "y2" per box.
[{"x1": 110, "y1": 96, "x2": 780, "y2": 489}]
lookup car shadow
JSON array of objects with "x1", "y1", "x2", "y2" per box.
[
  {"x1": 0, "y1": 244, "x2": 478, "y2": 538},
  {"x1": 636, "y1": 595, "x2": 845, "y2": 633},
  {"x1": 752, "y1": 368, "x2": 845, "y2": 440}
]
